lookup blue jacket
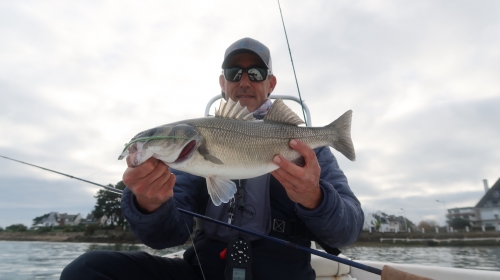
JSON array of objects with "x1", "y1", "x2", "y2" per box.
[{"x1": 122, "y1": 146, "x2": 363, "y2": 280}]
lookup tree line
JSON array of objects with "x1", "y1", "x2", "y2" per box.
[{"x1": 90, "y1": 181, "x2": 127, "y2": 227}]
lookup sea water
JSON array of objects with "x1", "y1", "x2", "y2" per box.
[
  {"x1": 344, "y1": 245, "x2": 500, "y2": 272},
  {"x1": 0, "y1": 241, "x2": 499, "y2": 280},
  {"x1": 0, "y1": 241, "x2": 190, "y2": 280}
]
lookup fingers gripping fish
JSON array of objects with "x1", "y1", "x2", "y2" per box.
[{"x1": 118, "y1": 99, "x2": 355, "y2": 206}]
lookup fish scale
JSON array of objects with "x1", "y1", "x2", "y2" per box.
[
  {"x1": 119, "y1": 99, "x2": 355, "y2": 206},
  {"x1": 193, "y1": 121, "x2": 325, "y2": 164}
]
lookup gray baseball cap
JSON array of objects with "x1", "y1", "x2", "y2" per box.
[{"x1": 221, "y1": 37, "x2": 272, "y2": 71}]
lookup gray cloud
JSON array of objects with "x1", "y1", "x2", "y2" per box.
[
  {"x1": 1, "y1": 0, "x2": 499, "y2": 229},
  {"x1": 0, "y1": 177, "x2": 100, "y2": 228}
]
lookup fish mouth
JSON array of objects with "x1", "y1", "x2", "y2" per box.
[
  {"x1": 128, "y1": 143, "x2": 139, "y2": 154},
  {"x1": 174, "y1": 140, "x2": 197, "y2": 163}
]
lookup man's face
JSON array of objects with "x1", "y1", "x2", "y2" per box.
[{"x1": 219, "y1": 53, "x2": 277, "y2": 112}]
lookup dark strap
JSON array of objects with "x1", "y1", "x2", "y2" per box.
[
  {"x1": 314, "y1": 238, "x2": 341, "y2": 256},
  {"x1": 271, "y1": 218, "x2": 310, "y2": 240},
  {"x1": 271, "y1": 218, "x2": 341, "y2": 256}
]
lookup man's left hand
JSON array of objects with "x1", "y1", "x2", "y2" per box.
[{"x1": 271, "y1": 139, "x2": 323, "y2": 209}]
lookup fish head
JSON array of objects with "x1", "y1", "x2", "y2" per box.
[{"x1": 119, "y1": 123, "x2": 202, "y2": 166}]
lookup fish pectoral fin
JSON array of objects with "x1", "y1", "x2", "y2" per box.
[
  {"x1": 206, "y1": 176, "x2": 236, "y2": 206},
  {"x1": 198, "y1": 142, "x2": 224, "y2": 165},
  {"x1": 203, "y1": 154, "x2": 224, "y2": 165}
]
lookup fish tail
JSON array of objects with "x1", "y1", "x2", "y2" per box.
[{"x1": 325, "y1": 110, "x2": 356, "y2": 161}]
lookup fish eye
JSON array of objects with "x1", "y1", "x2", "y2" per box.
[
  {"x1": 169, "y1": 125, "x2": 198, "y2": 140},
  {"x1": 143, "y1": 128, "x2": 157, "y2": 137}
]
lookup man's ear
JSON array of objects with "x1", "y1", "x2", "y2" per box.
[
  {"x1": 219, "y1": 75, "x2": 227, "y2": 100},
  {"x1": 219, "y1": 74, "x2": 225, "y2": 90},
  {"x1": 268, "y1": 75, "x2": 277, "y2": 96}
]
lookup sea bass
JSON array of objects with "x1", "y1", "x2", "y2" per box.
[{"x1": 118, "y1": 99, "x2": 355, "y2": 206}]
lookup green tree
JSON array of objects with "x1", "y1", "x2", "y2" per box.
[
  {"x1": 397, "y1": 216, "x2": 416, "y2": 231},
  {"x1": 32, "y1": 213, "x2": 50, "y2": 226},
  {"x1": 6, "y1": 224, "x2": 28, "y2": 232},
  {"x1": 418, "y1": 220, "x2": 438, "y2": 231},
  {"x1": 92, "y1": 181, "x2": 126, "y2": 227},
  {"x1": 418, "y1": 221, "x2": 430, "y2": 231},
  {"x1": 0, "y1": 227, "x2": 4, "y2": 232},
  {"x1": 449, "y1": 218, "x2": 470, "y2": 230}
]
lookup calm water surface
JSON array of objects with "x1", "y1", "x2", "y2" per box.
[
  {"x1": 0, "y1": 241, "x2": 190, "y2": 280},
  {"x1": 344, "y1": 245, "x2": 500, "y2": 272},
  {"x1": 0, "y1": 241, "x2": 499, "y2": 280}
]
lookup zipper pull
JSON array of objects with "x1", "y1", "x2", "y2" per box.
[{"x1": 228, "y1": 207, "x2": 234, "y2": 225}]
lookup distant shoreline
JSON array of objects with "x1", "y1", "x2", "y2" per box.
[
  {"x1": 0, "y1": 230, "x2": 141, "y2": 244},
  {"x1": 2, "y1": 230, "x2": 500, "y2": 246},
  {"x1": 354, "y1": 231, "x2": 500, "y2": 246}
]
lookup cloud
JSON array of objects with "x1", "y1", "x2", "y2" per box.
[
  {"x1": 343, "y1": 96, "x2": 500, "y2": 224},
  {"x1": 0, "y1": 177, "x2": 99, "y2": 228},
  {"x1": 1, "y1": 0, "x2": 499, "y2": 229}
]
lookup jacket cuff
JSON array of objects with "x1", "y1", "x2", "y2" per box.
[
  {"x1": 294, "y1": 180, "x2": 336, "y2": 217},
  {"x1": 121, "y1": 187, "x2": 176, "y2": 224}
]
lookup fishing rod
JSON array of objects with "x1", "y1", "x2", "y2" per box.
[
  {"x1": 0, "y1": 155, "x2": 122, "y2": 195},
  {"x1": 277, "y1": 0, "x2": 308, "y2": 125},
  {"x1": 0, "y1": 155, "x2": 382, "y2": 276},
  {"x1": 179, "y1": 207, "x2": 382, "y2": 275}
]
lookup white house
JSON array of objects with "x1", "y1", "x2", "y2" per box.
[
  {"x1": 446, "y1": 178, "x2": 500, "y2": 231},
  {"x1": 81, "y1": 214, "x2": 97, "y2": 225},
  {"x1": 474, "y1": 179, "x2": 500, "y2": 230},
  {"x1": 103, "y1": 213, "x2": 121, "y2": 226},
  {"x1": 59, "y1": 213, "x2": 82, "y2": 226},
  {"x1": 380, "y1": 220, "x2": 400, "y2": 233},
  {"x1": 42, "y1": 212, "x2": 59, "y2": 227},
  {"x1": 372, "y1": 211, "x2": 406, "y2": 233},
  {"x1": 38, "y1": 212, "x2": 82, "y2": 227},
  {"x1": 363, "y1": 213, "x2": 377, "y2": 232},
  {"x1": 446, "y1": 207, "x2": 478, "y2": 226}
]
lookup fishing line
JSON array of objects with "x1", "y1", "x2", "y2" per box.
[
  {"x1": 0, "y1": 156, "x2": 383, "y2": 276},
  {"x1": 1, "y1": 153, "x2": 206, "y2": 277},
  {"x1": 78, "y1": 135, "x2": 199, "y2": 179},
  {"x1": 277, "y1": 0, "x2": 308, "y2": 125},
  {"x1": 83, "y1": 161, "x2": 118, "y2": 181},
  {"x1": 0, "y1": 155, "x2": 122, "y2": 195},
  {"x1": 120, "y1": 136, "x2": 196, "y2": 157},
  {"x1": 183, "y1": 219, "x2": 206, "y2": 280}
]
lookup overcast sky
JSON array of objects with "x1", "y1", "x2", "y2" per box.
[{"x1": 1, "y1": 0, "x2": 499, "y2": 229}]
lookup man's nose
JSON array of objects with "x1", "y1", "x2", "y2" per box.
[{"x1": 238, "y1": 73, "x2": 251, "y2": 87}]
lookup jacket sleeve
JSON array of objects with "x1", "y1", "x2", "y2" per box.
[
  {"x1": 295, "y1": 146, "x2": 364, "y2": 248},
  {"x1": 121, "y1": 170, "x2": 207, "y2": 249}
]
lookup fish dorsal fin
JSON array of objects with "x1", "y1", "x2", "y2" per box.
[
  {"x1": 263, "y1": 99, "x2": 304, "y2": 126},
  {"x1": 216, "y1": 99, "x2": 228, "y2": 116},
  {"x1": 215, "y1": 98, "x2": 256, "y2": 121}
]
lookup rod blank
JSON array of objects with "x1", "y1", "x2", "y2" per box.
[{"x1": 0, "y1": 155, "x2": 381, "y2": 275}]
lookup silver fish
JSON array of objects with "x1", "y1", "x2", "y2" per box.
[{"x1": 118, "y1": 99, "x2": 355, "y2": 206}]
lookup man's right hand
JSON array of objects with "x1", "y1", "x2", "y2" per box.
[{"x1": 122, "y1": 156, "x2": 176, "y2": 213}]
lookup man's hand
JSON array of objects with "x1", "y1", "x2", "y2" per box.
[
  {"x1": 122, "y1": 155, "x2": 176, "y2": 213},
  {"x1": 271, "y1": 139, "x2": 323, "y2": 210}
]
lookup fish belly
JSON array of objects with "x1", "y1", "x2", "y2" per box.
[{"x1": 171, "y1": 152, "x2": 279, "y2": 179}]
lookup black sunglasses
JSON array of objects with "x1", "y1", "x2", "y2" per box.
[{"x1": 223, "y1": 67, "x2": 271, "y2": 82}]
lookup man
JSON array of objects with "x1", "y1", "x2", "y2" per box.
[{"x1": 61, "y1": 37, "x2": 363, "y2": 280}]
